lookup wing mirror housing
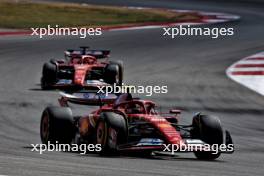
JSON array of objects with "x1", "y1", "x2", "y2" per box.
[{"x1": 169, "y1": 109, "x2": 181, "y2": 114}]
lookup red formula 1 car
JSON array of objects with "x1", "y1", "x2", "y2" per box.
[
  {"x1": 40, "y1": 92, "x2": 234, "y2": 160},
  {"x1": 41, "y1": 46, "x2": 123, "y2": 90}
]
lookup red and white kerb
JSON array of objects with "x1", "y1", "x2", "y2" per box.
[{"x1": 226, "y1": 52, "x2": 264, "y2": 95}]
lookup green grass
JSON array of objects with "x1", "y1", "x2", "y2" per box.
[{"x1": 0, "y1": 1, "x2": 201, "y2": 29}]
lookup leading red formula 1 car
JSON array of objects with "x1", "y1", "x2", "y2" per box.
[
  {"x1": 41, "y1": 46, "x2": 123, "y2": 90},
  {"x1": 40, "y1": 92, "x2": 234, "y2": 160}
]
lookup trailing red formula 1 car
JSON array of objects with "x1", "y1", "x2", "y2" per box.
[
  {"x1": 41, "y1": 46, "x2": 123, "y2": 90},
  {"x1": 40, "y1": 92, "x2": 234, "y2": 160}
]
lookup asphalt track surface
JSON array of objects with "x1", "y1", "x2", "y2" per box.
[{"x1": 0, "y1": 0, "x2": 264, "y2": 175}]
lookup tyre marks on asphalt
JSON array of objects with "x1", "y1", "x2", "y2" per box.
[{"x1": 226, "y1": 52, "x2": 264, "y2": 95}]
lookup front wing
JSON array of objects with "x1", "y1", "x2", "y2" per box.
[{"x1": 117, "y1": 131, "x2": 234, "y2": 154}]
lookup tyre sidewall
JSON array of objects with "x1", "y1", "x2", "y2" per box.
[
  {"x1": 40, "y1": 107, "x2": 75, "y2": 144},
  {"x1": 191, "y1": 115, "x2": 223, "y2": 160},
  {"x1": 41, "y1": 62, "x2": 57, "y2": 89},
  {"x1": 104, "y1": 63, "x2": 120, "y2": 85},
  {"x1": 96, "y1": 112, "x2": 127, "y2": 154}
]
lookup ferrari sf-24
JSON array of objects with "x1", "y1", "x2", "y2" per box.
[{"x1": 40, "y1": 92, "x2": 234, "y2": 160}]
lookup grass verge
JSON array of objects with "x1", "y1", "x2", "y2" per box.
[{"x1": 0, "y1": 0, "x2": 202, "y2": 29}]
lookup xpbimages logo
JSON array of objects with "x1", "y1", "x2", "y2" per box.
[
  {"x1": 163, "y1": 141, "x2": 234, "y2": 154},
  {"x1": 97, "y1": 83, "x2": 168, "y2": 96},
  {"x1": 31, "y1": 25, "x2": 102, "y2": 38},
  {"x1": 31, "y1": 141, "x2": 102, "y2": 154},
  {"x1": 163, "y1": 25, "x2": 234, "y2": 39}
]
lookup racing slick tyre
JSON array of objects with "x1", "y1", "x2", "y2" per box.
[
  {"x1": 110, "y1": 60, "x2": 123, "y2": 85},
  {"x1": 41, "y1": 62, "x2": 57, "y2": 90},
  {"x1": 96, "y1": 112, "x2": 127, "y2": 155},
  {"x1": 191, "y1": 114, "x2": 223, "y2": 160},
  {"x1": 40, "y1": 106, "x2": 75, "y2": 144},
  {"x1": 105, "y1": 61, "x2": 123, "y2": 85}
]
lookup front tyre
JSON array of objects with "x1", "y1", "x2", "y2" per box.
[
  {"x1": 191, "y1": 114, "x2": 223, "y2": 160},
  {"x1": 96, "y1": 112, "x2": 127, "y2": 155}
]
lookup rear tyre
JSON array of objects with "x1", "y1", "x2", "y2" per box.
[
  {"x1": 104, "y1": 64, "x2": 119, "y2": 85},
  {"x1": 96, "y1": 112, "x2": 127, "y2": 155},
  {"x1": 110, "y1": 60, "x2": 123, "y2": 85},
  {"x1": 191, "y1": 114, "x2": 223, "y2": 160},
  {"x1": 40, "y1": 106, "x2": 75, "y2": 144},
  {"x1": 41, "y1": 62, "x2": 57, "y2": 90}
]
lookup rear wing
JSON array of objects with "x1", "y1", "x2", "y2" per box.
[
  {"x1": 59, "y1": 91, "x2": 117, "y2": 106},
  {"x1": 64, "y1": 48, "x2": 110, "y2": 59}
]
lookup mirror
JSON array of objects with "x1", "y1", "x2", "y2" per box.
[{"x1": 169, "y1": 109, "x2": 181, "y2": 114}]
